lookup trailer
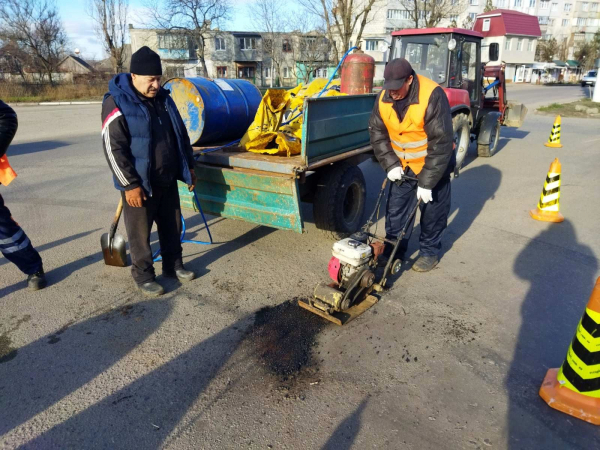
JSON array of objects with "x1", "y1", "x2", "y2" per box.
[{"x1": 178, "y1": 93, "x2": 377, "y2": 238}]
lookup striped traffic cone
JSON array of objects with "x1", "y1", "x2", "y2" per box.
[
  {"x1": 544, "y1": 115, "x2": 563, "y2": 148},
  {"x1": 539, "y1": 277, "x2": 600, "y2": 425},
  {"x1": 529, "y1": 158, "x2": 564, "y2": 223}
]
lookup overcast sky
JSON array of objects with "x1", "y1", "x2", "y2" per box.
[{"x1": 59, "y1": 0, "x2": 261, "y2": 60}]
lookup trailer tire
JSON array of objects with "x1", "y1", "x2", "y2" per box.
[
  {"x1": 313, "y1": 163, "x2": 366, "y2": 240},
  {"x1": 477, "y1": 119, "x2": 500, "y2": 157},
  {"x1": 452, "y1": 113, "x2": 470, "y2": 169}
]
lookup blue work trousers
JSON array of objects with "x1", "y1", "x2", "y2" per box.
[
  {"x1": 385, "y1": 167, "x2": 451, "y2": 258},
  {"x1": 0, "y1": 193, "x2": 43, "y2": 275}
]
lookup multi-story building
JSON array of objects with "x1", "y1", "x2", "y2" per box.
[
  {"x1": 348, "y1": 0, "x2": 597, "y2": 78},
  {"x1": 129, "y1": 25, "x2": 331, "y2": 87}
]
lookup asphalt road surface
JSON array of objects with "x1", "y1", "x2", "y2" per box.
[{"x1": 1, "y1": 85, "x2": 599, "y2": 449}]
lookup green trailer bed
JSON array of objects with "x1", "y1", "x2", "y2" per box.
[{"x1": 179, "y1": 93, "x2": 377, "y2": 235}]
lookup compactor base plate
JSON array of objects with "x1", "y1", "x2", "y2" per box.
[{"x1": 298, "y1": 295, "x2": 378, "y2": 326}]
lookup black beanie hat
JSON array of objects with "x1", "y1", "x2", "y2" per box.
[{"x1": 130, "y1": 46, "x2": 162, "y2": 76}]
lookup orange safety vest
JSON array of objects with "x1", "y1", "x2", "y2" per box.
[
  {"x1": 379, "y1": 74, "x2": 439, "y2": 175},
  {"x1": 0, "y1": 156, "x2": 17, "y2": 186}
]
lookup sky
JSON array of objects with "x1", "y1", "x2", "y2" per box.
[{"x1": 59, "y1": 0, "x2": 270, "y2": 60}]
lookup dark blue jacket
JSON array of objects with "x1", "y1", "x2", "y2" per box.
[{"x1": 103, "y1": 73, "x2": 193, "y2": 196}]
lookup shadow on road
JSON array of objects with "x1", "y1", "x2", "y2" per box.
[
  {"x1": 8, "y1": 140, "x2": 71, "y2": 156},
  {"x1": 321, "y1": 398, "x2": 369, "y2": 450},
  {"x1": 0, "y1": 228, "x2": 103, "y2": 297},
  {"x1": 443, "y1": 164, "x2": 502, "y2": 258},
  {"x1": 0, "y1": 298, "x2": 174, "y2": 440},
  {"x1": 509, "y1": 219, "x2": 600, "y2": 449}
]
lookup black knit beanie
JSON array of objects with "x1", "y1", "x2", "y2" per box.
[{"x1": 130, "y1": 46, "x2": 162, "y2": 76}]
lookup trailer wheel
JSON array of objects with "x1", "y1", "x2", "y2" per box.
[
  {"x1": 313, "y1": 163, "x2": 366, "y2": 240},
  {"x1": 452, "y1": 113, "x2": 470, "y2": 169},
  {"x1": 477, "y1": 120, "x2": 500, "y2": 157}
]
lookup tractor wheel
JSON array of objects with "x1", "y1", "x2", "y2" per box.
[
  {"x1": 452, "y1": 113, "x2": 470, "y2": 169},
  {"x1": 313, "y1": 162, "x2": 366, "y2": 240},
  {"x1": 477, "y1": 119, "x2": 500, "y2": 157}
]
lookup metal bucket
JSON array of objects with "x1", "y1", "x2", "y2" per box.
[{"x1": 164, "y1": 77, "x2": 262, "y2": 145}]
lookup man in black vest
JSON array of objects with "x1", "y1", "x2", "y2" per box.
[{"x1": 102, "y1": 47, "x2": 197, "y2": 297}]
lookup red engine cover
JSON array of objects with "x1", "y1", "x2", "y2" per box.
[
  {"x1": 340, "y1": 51, "x2": 375, "y2": 95},
  {"x1": 442, "y1": 87, "x2": 470, "y2": 110},
  {"x1": 328, "y1": 257, "x2": 342, "y2": 284}
]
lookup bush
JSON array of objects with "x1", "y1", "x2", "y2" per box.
[{"x1": 0, "y1": 81, "x2": 107, "y2": 103}]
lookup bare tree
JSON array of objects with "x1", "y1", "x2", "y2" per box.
[
  {"x1": 483, "y1": 0, "x2": 494, "y2": 12},
  {"x1": 290, "y1": 31, "x2": 332, "y2": 84},
  {"x1": 145, "y1": 0, "x2": 231, "y2": 77},
  {"x1": 0, "y1": 39, "x2": 31, "y2": 81},
  {"x1": 401, "y1": 0, "x2": 467, "y2": 28},
  {"x1": 87, "y1": 0, "x2": 129, "y2": 73},
  {"x1": 298, "y1": 0, "x2": 380, "y2": 64},
  {"x1": 250, "y1": 0, "x2": 287, "y2": 87},
  {"x1": 0, "y1": 0, "x2": 68, "y2": 84}
]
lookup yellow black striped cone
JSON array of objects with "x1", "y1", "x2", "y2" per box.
[
  {"x1": 529, "y1": 158, "x2": 564, "y2": 223},
  {"x1": 539, "y1": 277, "x2": 600, "y2": 425},
  {"x1": 544, "y1": 115, "x2": 563, "y2": 148}
]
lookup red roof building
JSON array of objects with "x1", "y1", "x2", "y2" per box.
[{"x1": 473, "y1": 10, "x2": 541, "y2": 83}]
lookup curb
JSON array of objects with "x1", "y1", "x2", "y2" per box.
[{"x1": 10, "y1": 101, "x2": 102, "y2": 107}]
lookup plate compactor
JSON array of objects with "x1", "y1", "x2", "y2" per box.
[{"x1": 299, "y1": 178, "x2": 421, "y2": 325}]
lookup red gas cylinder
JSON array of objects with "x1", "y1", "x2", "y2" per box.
[{"x1": 340, "y1": 50, "x2": 375, "y2": 95}]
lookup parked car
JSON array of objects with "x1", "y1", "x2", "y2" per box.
[{"x1": 581, "y1": 70, "x2": 597, "y2": 87}]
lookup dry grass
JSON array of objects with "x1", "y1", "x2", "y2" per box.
[
  {"x1": 538, "y1": 98, "x2": 600, "y2": 118},
  {"x1": 0, "y1": 82, "x2": 107, "y2": 103}
]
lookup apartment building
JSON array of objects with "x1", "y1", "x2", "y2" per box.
[
  {"x1": 350, "y1": 0, "x2": 598, "y2": 71},
  {"x1": 129, "y1": 25, "x2": 331, "y2": 87}
]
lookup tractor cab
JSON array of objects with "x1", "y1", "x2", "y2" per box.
[{"x1": 389, "y1": 28, "x2": 492, "y2": 117}]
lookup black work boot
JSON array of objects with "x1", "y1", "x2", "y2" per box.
[
  {"x1": 138, "y1": 281, "x2": 165, "y2": 297},
  {"x1": 163, "y1": 267, "x2": 196, "y2": 282},
  {"x1": 411, "y1": 255, "x2": 439, "y2": 272},
  {"x1": 27, "y1": 270, "x2": 47, "y2": 291}
]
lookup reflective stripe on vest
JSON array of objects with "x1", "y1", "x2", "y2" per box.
[{"x1": 379, "y1": 74, "x2": 439, "y2": 175}]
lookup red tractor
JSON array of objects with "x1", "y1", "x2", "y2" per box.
[{"x1": 390, "y1": 28, "x2": 527, "y2": 170}]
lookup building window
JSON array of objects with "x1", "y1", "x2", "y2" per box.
[
  {"x1": 514, "y1": 0, "x2": 522, "y2": 7},
  {"x1": 577, "y1": 17, "x2": 585, "y2": 25},
  {"x1": 449, "y1": 14, "x2": 459, "y2": 22},
  {"x1": 538, "y1": 16, "x2": 549, "y2": 24},
  {"x1": 239, "y1": 37, "x2": 257, "y2": 50},
  {"x1": 315, "y1": 68, "x2": 328, "y2": 78},
  {"x1": 365, "y1": 40, "x2": 378, "y2": 51},
  {"x1": 157, "y1": 34, "x2": 187, "y2": 50},
  {"x1": 548, "y1": 18, "x2": 554, "y2": 25},
  {"x1": 529, "y1": 0, "x2": 536, "y2": 6},
  {"x1": 505, "y1": 39, "x2": 511, "y2": 50},
  {"x1": 527, "y1": 39, "x2": 533, "y2": 51},
  {"x1": 468, "y1": 12, "x2": 477, "y2": 20},
  {"x1": 551, "y1": 2, "x2": 558, "y2": 10},
  {"x1": 282, "y1": 66, "x2": 289, "y2": 78},
  {"x1": 282, "y1": 39, "x2": 292, "y2": 52},
  {"x1": 469, "y1": 0, "x2": 478, "y2": 5},
  {"x1": 540, "y1": 0, "x2": 549, "y2": 8},
  {"x1": 517, "y1": 38, "x2": 523, "y2": 50},
  {"x1": 497, "y1": 0, "x2": 506, "y2": 6},
  {"x1": 592, "y1": 3, "x2": 598, "y2": 11},
  {"x1": 562, "y1": 18, "x2": 569, "y2": 26},
  {"x1": 482, "y1": 18, "x2": 491, "y2": 31},
  {"x1": 217, "y1": 66, "x2": 227, "y2": 78},
  {"x1": 238, "y1": 66, "x2": 255, "y2": 78},
  {"x1": 387, "y1": 9, "x2": 411, "y2": 19},
  {"x1": 564, "y1": 3, "x2": 571, "y2": 11},
  {"x1": 582, "y1": 2, "x2": 589, "y2": 10},
  {"x1": 386, "y1": 27, "x2": 394, "y2": 33},
  {"x1": 264, "y1": 67, "x2": 271, "y2": 78},
  {"x1": 215, "y1": 37, "x2": 225, "y2": 51}
]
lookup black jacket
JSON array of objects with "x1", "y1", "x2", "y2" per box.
[
  {"x1": 0, "y1": 100, "x2": 18, "y2": 159},
  {"x1": 368, "y1": 74, "x2": 454, "y2": 190}
]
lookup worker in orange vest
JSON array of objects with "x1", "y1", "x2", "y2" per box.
[
  {"x1": 369, "y1": 59, "x2": 454, "y2": 272},
  {"x1": 0, "y1": 100, "x2": 46, "y2": 290}
]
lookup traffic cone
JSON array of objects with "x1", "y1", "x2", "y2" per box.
[
  {"x1": 539, "y1": 277, "x2": 600, "y2": 425},
  {"x1": 544, "y1": 115, "x2": 563, "y2": 148},
  {"x1": 529, "y1": 158, "x2": 564, "y2": 223}
]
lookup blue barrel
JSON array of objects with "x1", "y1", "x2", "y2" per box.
[{"x1": 164, "y1": 77, "x2": 262, "y2": 146}]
